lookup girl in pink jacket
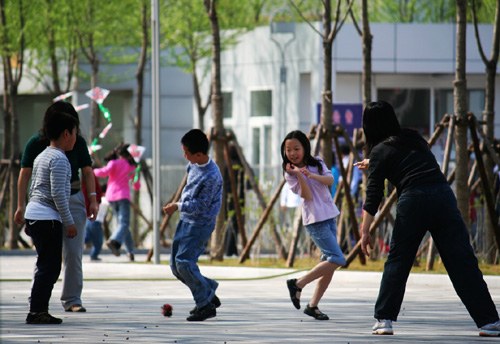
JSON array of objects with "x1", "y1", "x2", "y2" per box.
[{"x1": 94, "y1": 144, "x2": 140, "y2": 261}]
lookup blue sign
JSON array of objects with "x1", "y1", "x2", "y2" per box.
[{"x1": 316, "y1": 103, "x2": 363, "y2": 137}]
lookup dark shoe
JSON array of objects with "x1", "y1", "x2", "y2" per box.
[
  {"x1": 65, "y1": 304, "x2": 86, "y2": 312},
  {"x1": 90, "y1": 257, "x2": 101, "y2": 262},
  {"x1": 286, "y1": 279, "x2": 302, "y2": 310},
  {"x1": 128, "y1": 253, "x2": 135, "y2": 262},
  {"x1": 106, "y1": 240, "x2": 121, "y2": 256},
  {"x1": 190, "y1": 295, "x2": 221, "y2": 315},
  {"x1": 304, "y1": 304, "x2": 329, "y2": 320},
  {"x1": 186, "y1": 303, "x2": 216, "y2": 321},
  {"x1": 26, "y1": 312, "x2": 62, "y2": 324}
]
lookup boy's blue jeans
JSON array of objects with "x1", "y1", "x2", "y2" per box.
[
  {"x1": 374, "y1": 183, "x2": 498, "y2": 327},
  {"x1": 170, "y1": 219, "x2": 218, "y2": 308}
]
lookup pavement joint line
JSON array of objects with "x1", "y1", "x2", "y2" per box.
[{"x1": 0, "y1": 269, "x2": 307, "y2": 283}]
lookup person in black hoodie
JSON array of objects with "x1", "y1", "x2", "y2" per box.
[{"x1": 357, "y1": 100, "x2": 500, "y2": 337}]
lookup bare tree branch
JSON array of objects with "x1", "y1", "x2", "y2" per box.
[
  {"x1": 471, "y1": 0, "x2": 489, "y2": 64},
  {"x1": 288, "y1": 0, "x2": 324, "y2": 37}
]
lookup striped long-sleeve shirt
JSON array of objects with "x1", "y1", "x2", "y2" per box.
[{"x1": 25, "y1": 146, "x2": 74, "y2": 226}]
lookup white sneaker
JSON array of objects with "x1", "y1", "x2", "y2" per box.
[
  {"x1": 479, "y1": 320, "x2": 500, "y2": 337},
  {"x1": 372, "y1": 319, "x2": 393, "y2": 335}
]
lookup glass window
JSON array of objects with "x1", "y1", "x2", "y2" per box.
[
  {"x1": 252, "y1": 127, "x2": 260, "y2": 165},
  {"x1": 468, "y1": 90, "x2": 485, "y2": 117},
  {"x1": 378, "y1": 88, "x2": 431, "y2": 135},
  {"x1": 435, "y1": 89, "x2": 454, "y2": 123},
  {"x1": 435, "y1": 89, "x2": 485, "y2": 124},
  {"x1": 250, "y1": 90, "x2": 272, "y2": 117},
  {"x1": 264, "y1": 125, "x2": 272, "y2": 165},
  {"x1": 222, "y1": 91, "x2": 232, "y2": 119}
]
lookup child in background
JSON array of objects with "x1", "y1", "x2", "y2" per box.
[
  {"x1": 83, "y1": 176, "x2": 105, "y2": 261},
  {"x1": 281, "y1": 130, "x2": 346, "y2": 321},
  {"x1": 24, "y1": 110, "x2": 79, "y2": 324},
  {"x1": 163, "y1": 129, "x2": 223, "y2": 322},
  {"x1": 94, "y1": 144, "x2": 140, "y2": 261}
]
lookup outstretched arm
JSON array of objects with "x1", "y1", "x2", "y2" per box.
[{"x1": 354, "y1": 159, "x2": 370, "y2": 170}]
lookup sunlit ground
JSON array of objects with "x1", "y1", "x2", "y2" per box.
[{"x1": 197, "y1": 256, "x2": 500, "y2": 275}]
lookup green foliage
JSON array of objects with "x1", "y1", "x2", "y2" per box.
[{"x1": 160, "y1": 0, "x2": 265, "y2": 73}]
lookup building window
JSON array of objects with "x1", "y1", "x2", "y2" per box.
[
  {"x1": 252, "y1": 127, "x2": 260, "y2": 165},
  {"x1": 250, "y1": 90, "x2": 272, "y2": 117},
  {"x1": 435, "y1": 89, "x2": 485, "y2": 124},
  {"x1": 378, "y1": 88, "x2": 431, "y2": 135},
  {"x1": 222, "y1": 91, "x2": 233, "y2": 119}
]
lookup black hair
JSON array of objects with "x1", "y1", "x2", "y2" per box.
[
  {"x1": 362, "y1": 100, "x2": 401, "y2": 155},
  {"x1": 181, "y1": 129, "x2": 209, "y2": 155},
  {"x1": 103, "y1": 143, "x2": 137, "y2": 166},
  {"x1": 363, "y1": 100, "x2": 429, "y2": 155},
  {"x1": 104, "y1": 149, "x2": 119, "y2": 162},
  {"x1": 41, "y1": 101, "x2": 80, "y2": 141},
  {"x1": 44, "y1": 111, "x2": 79, "y2": 141},
  {"x1": 280, "y1": 130, "x2": 323, "y2": 174},
  {"x1": 117, "y1": 143, "x2": 137, "y2": 166}
]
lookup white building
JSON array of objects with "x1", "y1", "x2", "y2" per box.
[{"x1": 198, "y1": 22, "x2": 499, "y2": 181}]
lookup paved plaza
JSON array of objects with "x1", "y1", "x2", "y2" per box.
[{"x1": 1, "y1": 251, "x2": 500, "y2": 343}]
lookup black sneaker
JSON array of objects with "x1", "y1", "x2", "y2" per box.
[
  {"x1": 190, "y1": 295, "x2": 221, "y2": 315},
  {"x1": 106, "y1": 240, "x2": 121, "y2": 256},
  {"x1": 26, "y1": 312, "x2": 63, "y2": 324},
  {"x1": 286, "y1": 279, "x2": 302, "y2": 310},
  {"x1": 304, "y1": 304, "x2": 329, "y2": 320},
  {"x1": 186, "y1": 303, "x2": 216, "y2": 321}
]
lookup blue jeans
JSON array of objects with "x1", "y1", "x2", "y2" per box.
[
  {"x1": 305, "y1": 218, "x2": 346, "y2": 266},
  {"x1": 170, "y1": 219, "x2": 218, "y2": 308},
  {"x1": 26, "y1": 219, "x2": 63, "y2": 313},
  {"x1": 375, "y1": 183, "x2": 499, "y2": 327},
  {"x1": 109, "y1": 199, "x2": 134, "y2": 254},
  {"x1": 85, "y1": 220, "x2": 103, "y2": 259}
]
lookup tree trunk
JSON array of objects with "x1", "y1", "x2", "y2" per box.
[
  {"x1": 453, "y1": 0, "x2": 470, "y2": 228},
  {"x1": 89, "y1": 61, "x2": 99, "y2": 143},
  {"x1": 472, "y1": 0, "x2": 500, "y2": 262},
  {"x1": 1, "y1": 0, "x2": 25, "y2": 248},
  {"x1": 320, "y1": 0, "x2": 333, "y2": 168},
  {"x1": 204, "y1": 0, "x2": 227, "y2": 261},
  {"x1": 483, "y1": 63, "x2": 497, "y2": 262},
  {"x1": 132, "y1": 0, "x2": 148, "y2": 247},
  {"x1": 361, "y1": 0, "x2": 372, "y2": 107},
  {"x1": 8, "y1": 88, "x2": 20, "y2": 249}
]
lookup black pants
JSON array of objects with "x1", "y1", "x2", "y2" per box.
[
  {"x1": 374, "y1": 183, "x2": 498, "y2": 327},
  {"x1": 27, "y1": 219, "x2": 63, "y2": 313}
]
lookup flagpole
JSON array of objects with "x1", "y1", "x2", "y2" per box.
[{"x1": 151, "y1": 0, "x2": 161, "y2": 264}]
